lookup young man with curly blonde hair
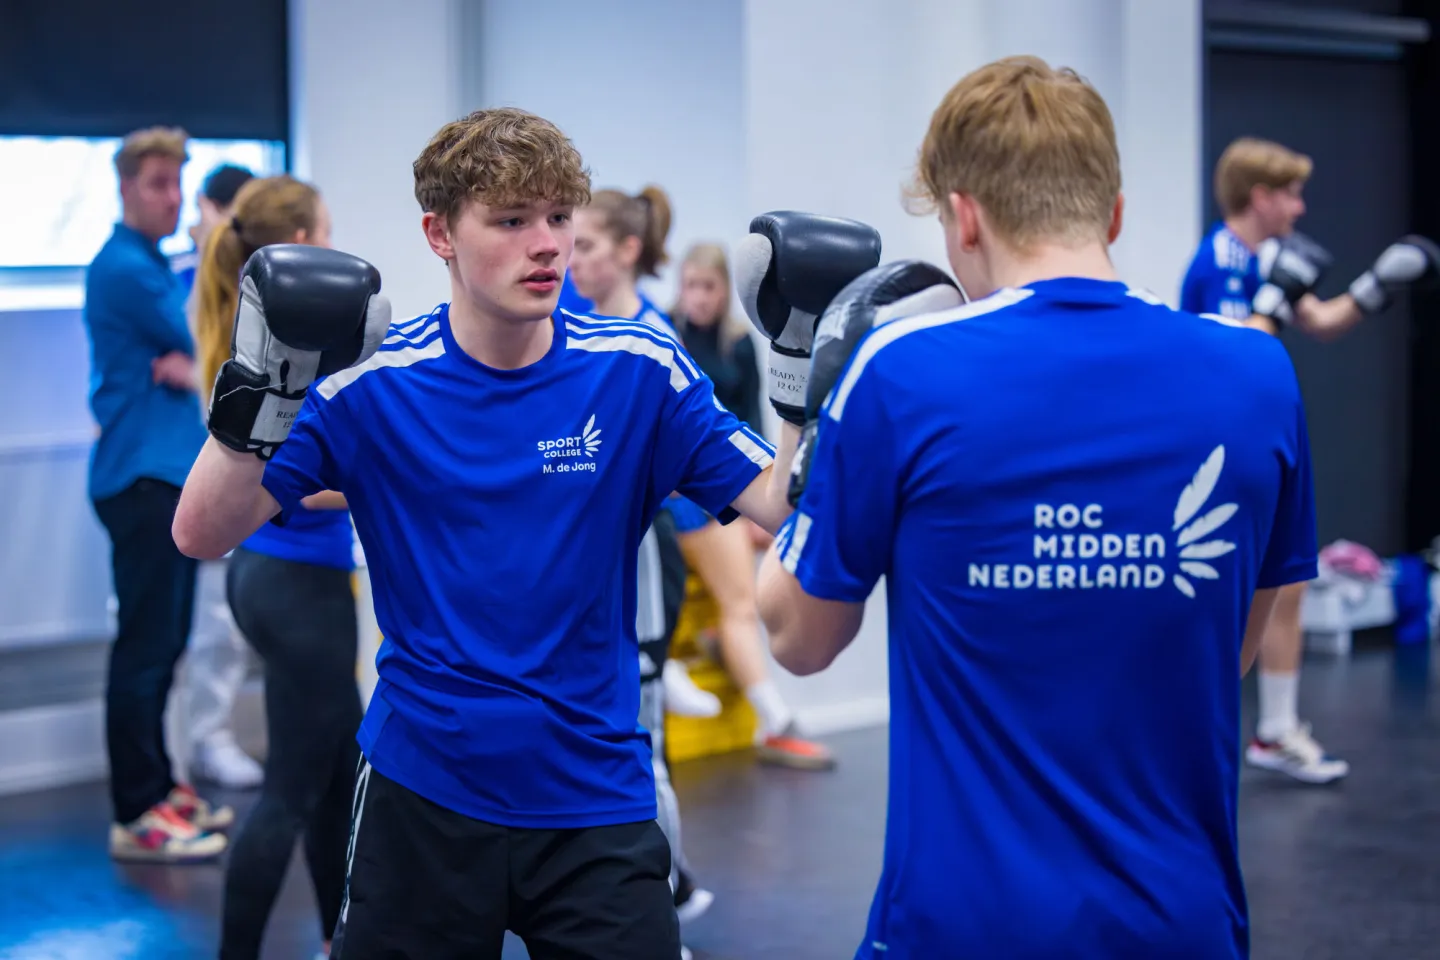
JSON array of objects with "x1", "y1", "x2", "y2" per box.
[{"x1": 173, "y1": 106, "x2": 831, "y2": 957}]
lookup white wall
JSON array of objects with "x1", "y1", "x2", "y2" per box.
[
  {"x1": 289, "y1": 0, "x2": 465, "y2": 322},
  {"x1": 473, "y1": 0, "x2": 746, "y2": 310}
]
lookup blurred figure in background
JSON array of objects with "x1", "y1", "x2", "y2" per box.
[
  {"x1": 171, "y1": 163, "x2": 255, "y2": 291},
  {"x1": 192, "y1": 174, "x2": 360, "y2": 960},
  {"x1": 172, "y1": 162, "x2": 267, "y2": 790},
  {"x1": 668, "y1": 243, "x2": 834, "y2": 771},
  {"x1": 82, "y1": 126, "x2": 231, "y2": 863},
  {"x1": 671, "y1": 243, "x2": 762, "y2": 433}
]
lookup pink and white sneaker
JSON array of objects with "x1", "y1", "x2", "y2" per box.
[
  {"x1": 109, "y1": 801, "x2": 227, "y2": 863},
  {"x1": 167, "y1": 783, "x2": 236, "y2": 832}
]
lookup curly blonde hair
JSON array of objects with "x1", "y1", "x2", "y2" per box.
[{"x1": 413, "y1": 108, "x2": 591, "y2": 221}]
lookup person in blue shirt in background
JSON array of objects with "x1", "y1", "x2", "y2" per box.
[
  {"x1": 1179, "y1": 137, "x2": 1439, "y2": 784},
  {"x1": 82, "y1": 127, "x2": 232, "y2": 864},
  {"x1": 752, "y1": 56, "x2": 1321, "y2": 959},
  {"x1": 169, "y1": 161, "x2": 271, "y2": 792},
  {"x1": 170, "y1": 107, "x2": 850, "y2": 959}
]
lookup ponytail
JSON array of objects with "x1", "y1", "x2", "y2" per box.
[
  {"x1": 191, "y1": 174, "x2": 321, "y2": 406},
  {"x1": 194, "y1": 218, "x2": 249, "y2": 405},
  {"x1": 635, "y1": 184, "x2": 672, "y2": 278},
  {"x1": 589, "y1": 184, "x2": 674, "y2": 279}
]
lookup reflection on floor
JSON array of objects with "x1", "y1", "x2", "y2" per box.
[{"x1": 1, "y1": 646, "x2": 1438, "y2": 959}]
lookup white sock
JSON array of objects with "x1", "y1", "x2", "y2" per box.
[
  {"x1": 745, "y1": 680, "x2": 792, "y2": 737},
  {"x1": 1257, "y1": 671, "x2": 1299, "y2": 743}
]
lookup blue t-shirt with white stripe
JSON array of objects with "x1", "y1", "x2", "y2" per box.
[
  {"x1": 1180, "y1": 221, "x2": 1261, "y2": 320},
  {"x1": 260, "y1": 304, "x2": 774, "y2": 827},
  {"x1": 777, "y1": 277, "x2": 1317, "y2": 959}
]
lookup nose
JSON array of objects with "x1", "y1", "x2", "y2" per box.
[{"x1": 531, "y1": 221, "x2": 561, "y2": 258}]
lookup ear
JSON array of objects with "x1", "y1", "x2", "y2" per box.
[
  {"x1": 293, "y1": 228, "x2": 310, "y2": 246},
  {"x1": 617, "y1": 233, "x2": 643, "y2": 268},
  {"x1": 1107, "y1": 192, "x2": 1124, "y2": 244},
  {"x1": 423, "y1": 211, "x2": 455, "y2": 262},
  {"x1": 947, "y1": 193, "x2": 981, "y2": 252}
]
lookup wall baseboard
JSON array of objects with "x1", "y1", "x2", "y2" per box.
[
  {"x1": 797, "y1": 696, "x2": 890, "y2": 738},
  {"x1": 0, "y1": 700, "x2": 108, "y2": 797},
  {"x1": 0, "y1": 690, "x2": 889, "y2": 798}
]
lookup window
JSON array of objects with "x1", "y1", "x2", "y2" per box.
[{"x1": 0, "y1": 135, "x2": 287, "y2": 269}]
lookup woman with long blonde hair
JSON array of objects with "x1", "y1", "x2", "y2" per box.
[
  {"x1": 667, "y1": 242, "x2": 834, "y2": 771},
  {"x1": 194, "y1": 174, "x2": 359, "y2": 960}
]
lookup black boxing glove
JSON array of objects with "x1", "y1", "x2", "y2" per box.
[
  {"x1": 734, "y1": 211, "x2": 882, "y2": 425},
  {"x1": 1252, "y1": 231, "x2": 1332, "y2": 327},
  {"x1": 788, "y1": 260, "x2": 965, "y2": 505},
  {"x1": 208, "y1": 245, "x2": 391, "y2": 459},
  {"x1": 1347, "y1": 234, "x2": 1440, "y2": 315}
]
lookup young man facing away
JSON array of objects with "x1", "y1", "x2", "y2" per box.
[
  {"x1": 1179, "y1": 137, "x2": 1438, "y2": 783},
  {"x1": 172, "y1": 108, "x2": 878, "y2": 958},
  {"x1": 83, "y1": 126, "x2": 232, "y2": 863},
  {"x1": 750, "y1": 57, "x2": 1318, "y2": 959}
]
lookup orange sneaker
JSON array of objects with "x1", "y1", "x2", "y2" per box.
[{"x1": 756, "y1": 725, "x2": 836, "y2": 771}]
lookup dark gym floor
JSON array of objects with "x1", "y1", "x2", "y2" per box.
[{"x1": 1, "y1": 644, "x2": 1438, "y2": 959}]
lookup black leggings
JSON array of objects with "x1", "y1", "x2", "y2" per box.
[{"x1": 219, "y1": 547, "x2": 362, "y2": 960}]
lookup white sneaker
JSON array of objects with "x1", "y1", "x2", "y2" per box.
[
  {"x1": 1245, "y1": 722, "x2": 1350, "y2": 784},
  {"x1": 663, "y1": 661, "x2": 721, "y2": 718},
  {"x1": 680, "y1": 947, "x2": 693, "y2": 960},
  {"x1": 190, "y1": 734, "x2": 264, "y2": 789}
]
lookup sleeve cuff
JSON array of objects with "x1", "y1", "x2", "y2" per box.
[
  {"x1": 259, "y1": 469, "x2": 301, "y2": 528},
  {"x1": 689, "y1": 458, "x2": 769, "y2": 527},
  {"x1": 1256, "y1": 557, "x2": 1319, "y2": 590}
]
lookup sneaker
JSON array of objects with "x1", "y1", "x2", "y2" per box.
[
  {"x1": 167, "y1": 783, "x2": 236, "y2": 832},
  {"x1": 674, "y1": 869, "x2": 715, "y2": 925},
  {"x1": 1245, "y1": 722, "x2": 1350, "y2": 784},
  {"x1": 109, "y1": 802, "x2": 227, "y2": 863},
  {"x1": 663, "y1": 661, "x2": 721, "y2": 718},
  {"x1": 756, "y1": 724, "x2": 836, "y2": 771},
  {"x1": 190, "y1": 734, "x2": 264, "y2": 790},
  {"x1": 680, "y1": 947, "x2": 693, "y2": 960}
]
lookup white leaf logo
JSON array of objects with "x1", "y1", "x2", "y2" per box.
[
  {"x1": 1174, "y1": 446, "x2": 1224, "y2": 531},
  {"x1": 582, "y1": 414, "x2": 602, "y2": 457},
  {"x1": 1172, "y1": 445, "x2": 1236, "y2": 599}
]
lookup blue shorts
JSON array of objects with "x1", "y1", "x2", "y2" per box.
[{"x1": 665, "y1": 495, "x2": 712, "y2": 534}]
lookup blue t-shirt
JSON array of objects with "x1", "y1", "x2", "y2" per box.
[
  {"x1": 243, "y1": 507, "x2": 356, "y2": 570},
  {"x1": 1180, "y1": 221, "x2": 1260, "y2": 320},
  {"x1": 82, "y1": 224, "x2": 208, "y2": 500},
  {"x1": 777, "y1": 277, "x2": 1317, "y2": 960},
  {"x1": 260, "y1": 304, "x2": 774, "y2": 827}
]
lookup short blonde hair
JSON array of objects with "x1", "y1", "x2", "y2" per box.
[
  {"x1": 1214, "y1": 137, "x2": 1312, "y2": 217},
  {"x1": 114, "y1": 126, "x2": 189, "y2": 180},
  {"x1": 413, "y1": 107, "x2": 592, "y2": 222},
  {"x1": 906, "y1": 55, "x2": 1121, "y2": 250}
]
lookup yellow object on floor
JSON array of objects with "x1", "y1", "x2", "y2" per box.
[{"x1": 665, "y1": 574, "x2": 757, "y2": 763}]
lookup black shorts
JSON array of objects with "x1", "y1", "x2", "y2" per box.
[{"x1": 331, "y1": 760, "x2": 681, "y2": 960}]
